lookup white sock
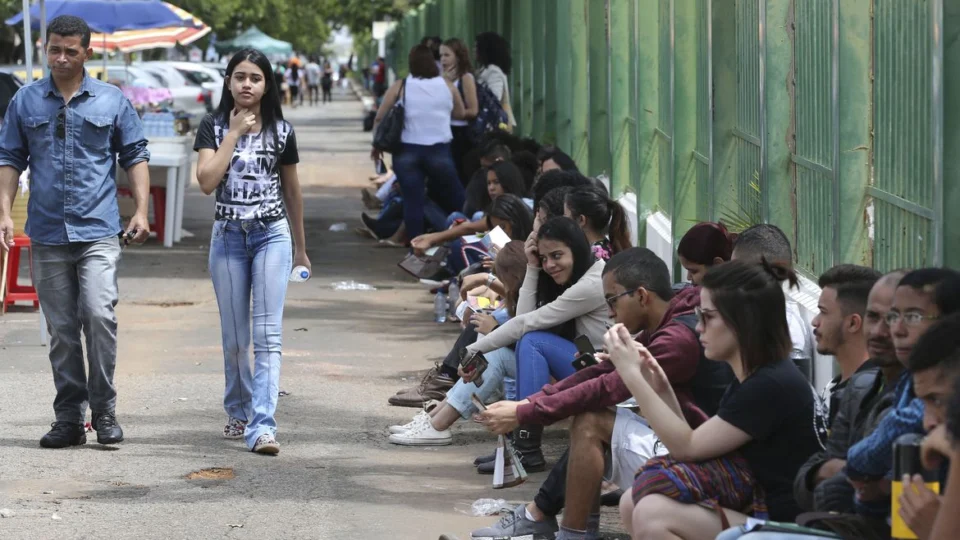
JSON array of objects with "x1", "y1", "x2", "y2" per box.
[{"x1": 525, "y1": 507, "x2": 538, "y2": 522}]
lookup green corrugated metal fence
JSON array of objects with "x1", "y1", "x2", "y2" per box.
[{"x1": 380, "y1": 0, "x2": 958, "y2": 273}]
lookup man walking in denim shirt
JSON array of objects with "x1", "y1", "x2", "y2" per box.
[{"x1": 0, "y1": 16, "x2": 150, "y2": 448}]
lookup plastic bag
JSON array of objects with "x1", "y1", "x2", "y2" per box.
[{"x1": 453, "y1": 498, "x2": 509, "y2": 517}]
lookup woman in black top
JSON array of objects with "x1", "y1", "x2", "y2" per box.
[
  {"x1": 194, "y1": 48, "x2": 309, "y2": 455},
  {"x1": 607, "y1": 259, "x2": 825, "y2": 538}
]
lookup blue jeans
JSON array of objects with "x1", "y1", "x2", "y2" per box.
[
  {"x1": 446, "y1": 347, "x2": 517, "y2": 419},
  {"x1": 209, "y1": 219, "x2": 292, "y2": 449},
  {"x1": 516, "y1": 331, "x2": 579, "y2": 399},
  {"x1": 31, "y1": 237, "x2": 122, "y2": 423},
  {"x1": 392, "y1": 142, "x2": 465, "y2": 239},
  {"x1": 373, "y1": 193, "x2": 450, "y2": 239}
]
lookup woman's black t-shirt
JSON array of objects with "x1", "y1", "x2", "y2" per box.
[
  {"x1": 716, "y1": 358, "x2": 827, "y2": 521},
  {"x1": 194, "y1": 114, "x2": 299, "y2": 222}
]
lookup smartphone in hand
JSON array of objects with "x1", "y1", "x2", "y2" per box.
[
  {"x1": 374, "y1": 158, "x2": 387, "y2": 175},
  {"x1": 571, "y1": 335, "x2": 599, "y2": 371}
]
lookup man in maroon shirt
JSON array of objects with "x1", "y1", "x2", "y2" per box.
[{"x1": 475, "y1": 248, "x2": 714, "y2": 540}]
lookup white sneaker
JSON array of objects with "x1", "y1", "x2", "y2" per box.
[
  {"x1": 388, "y1": 418, "x2": 452, "y2": 446},
  {"x1": 388, "y1": 410, "x2": 430, "y2": 435}
]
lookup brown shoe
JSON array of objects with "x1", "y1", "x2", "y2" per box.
[{"x1": 388, "y1": 366, "x2": 455, "y2": 407}]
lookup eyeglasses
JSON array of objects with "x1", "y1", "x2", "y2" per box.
[
  {"x1": 695, "y1": 306, "x2": 718, "y2": 325},
  {"x1": 56, "y1": 111, "x2": 65, "y2": 139},
  {"x1": 884, "y1": 311, "x2": 938, "y2": 327},
  {"x1": 605, "y1": 288, "x2": 640, "y2": 308}
]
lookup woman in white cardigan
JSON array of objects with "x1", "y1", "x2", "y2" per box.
[{"x1": 388, "y1": 217, "x2": 609, "y2": 450}]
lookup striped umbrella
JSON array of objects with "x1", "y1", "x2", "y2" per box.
[{"x1": 90, "y1": 2, "x2": 210, "y2": 54}]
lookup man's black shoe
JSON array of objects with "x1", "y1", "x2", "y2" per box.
[
  {"x1": 39, "y1": 421, "x2": 86, "y2": 448},
  {"x1": 91, "y1": 412, "x2": 124, "y2": 445}
]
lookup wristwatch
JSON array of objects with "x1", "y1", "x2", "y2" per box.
[{"x1": 486, "y1": 273, "x2": 497, "y2": 288}]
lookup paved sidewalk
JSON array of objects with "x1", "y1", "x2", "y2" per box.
[
  {"x1": 0, "y1": 91, "x2": 555, "y2": 540},
  {"x1": 0, "y1": 91, "x2": 630, "y2": 540}
]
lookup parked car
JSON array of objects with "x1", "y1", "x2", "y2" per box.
[
  {"x1": 152, "y1": 61, "x2": 224, "y2": 110},
  {"x1": 136, "y1": 63, "x2": 210, "y2": 130}
]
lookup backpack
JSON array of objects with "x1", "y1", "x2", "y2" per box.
[
  {"x1": 467, "y1": 81, "x2": 509, "y2": 142},
  {"x1": 672, "y1": 313, "x2": 736, "y2": 417}
]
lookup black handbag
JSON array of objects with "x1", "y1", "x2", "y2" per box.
[{"x1": 372, "y1": 79, "x2": 406, "y2": 154}]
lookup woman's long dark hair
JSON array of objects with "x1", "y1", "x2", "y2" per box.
[
  {"x1": 536, "y1": 217, "x2": 596, "y2": 340},
  {"x1": 479, "y1": 160, "x2": 527, "y2": 209},
  {"x1": 565, "y1": 185, "x2": 632, "y2": 254},
  {"x1": 475, "y1": 31, "x2": 512, "y2": 75},
  {"x1": 486, "y1": 194, "x2": 533, "y2": 241},
  {"x1": 217, "y1": 48, "x2": 284, "y2": 162},
  {"x1": 701, "y1": 258, "x2": 796, "y2": 375}
]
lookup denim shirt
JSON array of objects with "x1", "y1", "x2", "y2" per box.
[{"x1": 0, "y1": 73, "x2": 149, "y2": 245}]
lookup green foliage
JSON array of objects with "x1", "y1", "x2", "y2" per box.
[{"x1": 718, "y1": 172, "x2": 762, "y2": 233}]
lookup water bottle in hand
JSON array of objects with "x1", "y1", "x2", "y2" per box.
[
  {"x1": 434, "y1": 291, "x2": 448, "y2": 323},
  {"x1": 289, "y1": 265, "x2": 311, "y2": 282}
]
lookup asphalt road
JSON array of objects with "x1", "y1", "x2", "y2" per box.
[{"x1": 0, "y1": 88, "x2": 624, "y2": 540}]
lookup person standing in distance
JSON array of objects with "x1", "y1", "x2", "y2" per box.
[
  {"x1": 194, "y1": 48, "x2": 309, "y2": 455},
  {"x1": 0, "y1": 15, "x2": 151, "y2": 448}
]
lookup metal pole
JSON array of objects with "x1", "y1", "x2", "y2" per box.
[
  {"x1": 39, "y1": 0, "x2": 46, "y2": 79},
  {"x1": 22, "y1": 0, "x2": 34, "y2": 83}
]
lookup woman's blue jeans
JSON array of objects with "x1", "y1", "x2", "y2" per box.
[
  {"x1": 516, "y1": 331, "x2": 579, "y2": 399},
  {"x1": 209, "y1": 219, "x2": 292, "y2": 449},
  {"x1": 446, "y1": 347, "x2": 517, "y2": 419},
  {"x1": 392, "y1": 142, "x2": 465, "y2": 239}
]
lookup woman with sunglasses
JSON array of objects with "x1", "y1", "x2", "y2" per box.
[{"x1": 608, "y1": 259, "x2": 825, "y2": 538}]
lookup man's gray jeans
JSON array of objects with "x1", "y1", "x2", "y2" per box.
[{"x1": 31, "y1": 237, "x2": 121, "y2": 423}]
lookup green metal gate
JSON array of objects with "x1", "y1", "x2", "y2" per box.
[
  {"x1": 871, "y1": 0, "x2": 944, "y2": 271},
  {"x1": 733, "y1": 0, "x2": 763, "y2": 223},
  {"x1": 792, "y1": 0, "x2": 839, "y2": 275}
]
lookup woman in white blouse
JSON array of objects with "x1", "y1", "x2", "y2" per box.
[{"x1": 475, "y1": 31, "x2": 517, "y2": 130}]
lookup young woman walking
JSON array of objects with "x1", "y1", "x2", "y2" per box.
[{"x1": 194, "y1": 48, "x2": 310, "y2": 455}]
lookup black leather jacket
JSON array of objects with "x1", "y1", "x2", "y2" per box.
[{"x1": 794, "y1": 362, "x2": 891, "y2": 512}]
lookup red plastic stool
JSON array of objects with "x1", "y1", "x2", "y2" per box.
[
  {"x1": 3, "y1": 235, "x2": 39, "y2": 312},
  {"x1": 116, "y1": 186, "x2": 165, "y2": 243}
]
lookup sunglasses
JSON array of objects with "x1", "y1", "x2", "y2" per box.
[{"x1": 56, "y1": 111, "x2": 65, "y2": 139}]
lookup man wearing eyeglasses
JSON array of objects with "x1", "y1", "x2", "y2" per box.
[
  {"x1": 0, "y1": 16, "x2": 150, "y2": 449},
  {"x1": 845, "y1": 268, "x2": 960, "y2": 526},
  {"x1": 472, "y1": 247, "x2": 720, "y2": 540}
]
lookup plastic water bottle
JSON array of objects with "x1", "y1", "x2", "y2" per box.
[
  {"x1": 447, "y1": 280, "x2": 460, "y2": 318},
  {"x1": 289, "y1": 265, "x2": 310, "y2": 282},
  {"x1": 434, "y1": 291, "x2": 448, "y2": 323}
]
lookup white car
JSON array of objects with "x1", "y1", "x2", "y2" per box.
[
  {"x1": 152, "y1": 61, "x2": 225, "y2": 110},
  {"x1": 136, "y1": 63, "x2": 211, "y2": 130}
]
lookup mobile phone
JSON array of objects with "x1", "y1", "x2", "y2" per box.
[
  {"x1": 374, "y1": 158, "x2": 387, "y2": 175},
  {"x1": 460, "y1": 350, "x2": 489, "y2": 387},
  {"x1": 471, "y1": 393, "x2": 487, "y2": 412},
  {"x1": 571, "y1": 335, "x2": 599, "y2": 371}
]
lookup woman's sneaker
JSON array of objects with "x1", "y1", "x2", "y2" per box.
[
  {"x1": 388, "y1": 410, "x2": 430, "y2": 435},
  {"x1": 253, "y1": 434, "x2": 280, "y2": 455},
  {"x1": 388, "y1": 418, "x2": 451, "y2": 446},
  {"x1": 223, "y1": 417, "x2": 246, "y2": 439}
]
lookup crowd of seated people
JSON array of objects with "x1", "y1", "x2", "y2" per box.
[{"x1": 363, "y1": 35, "x2": 959, "y2": 540}]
